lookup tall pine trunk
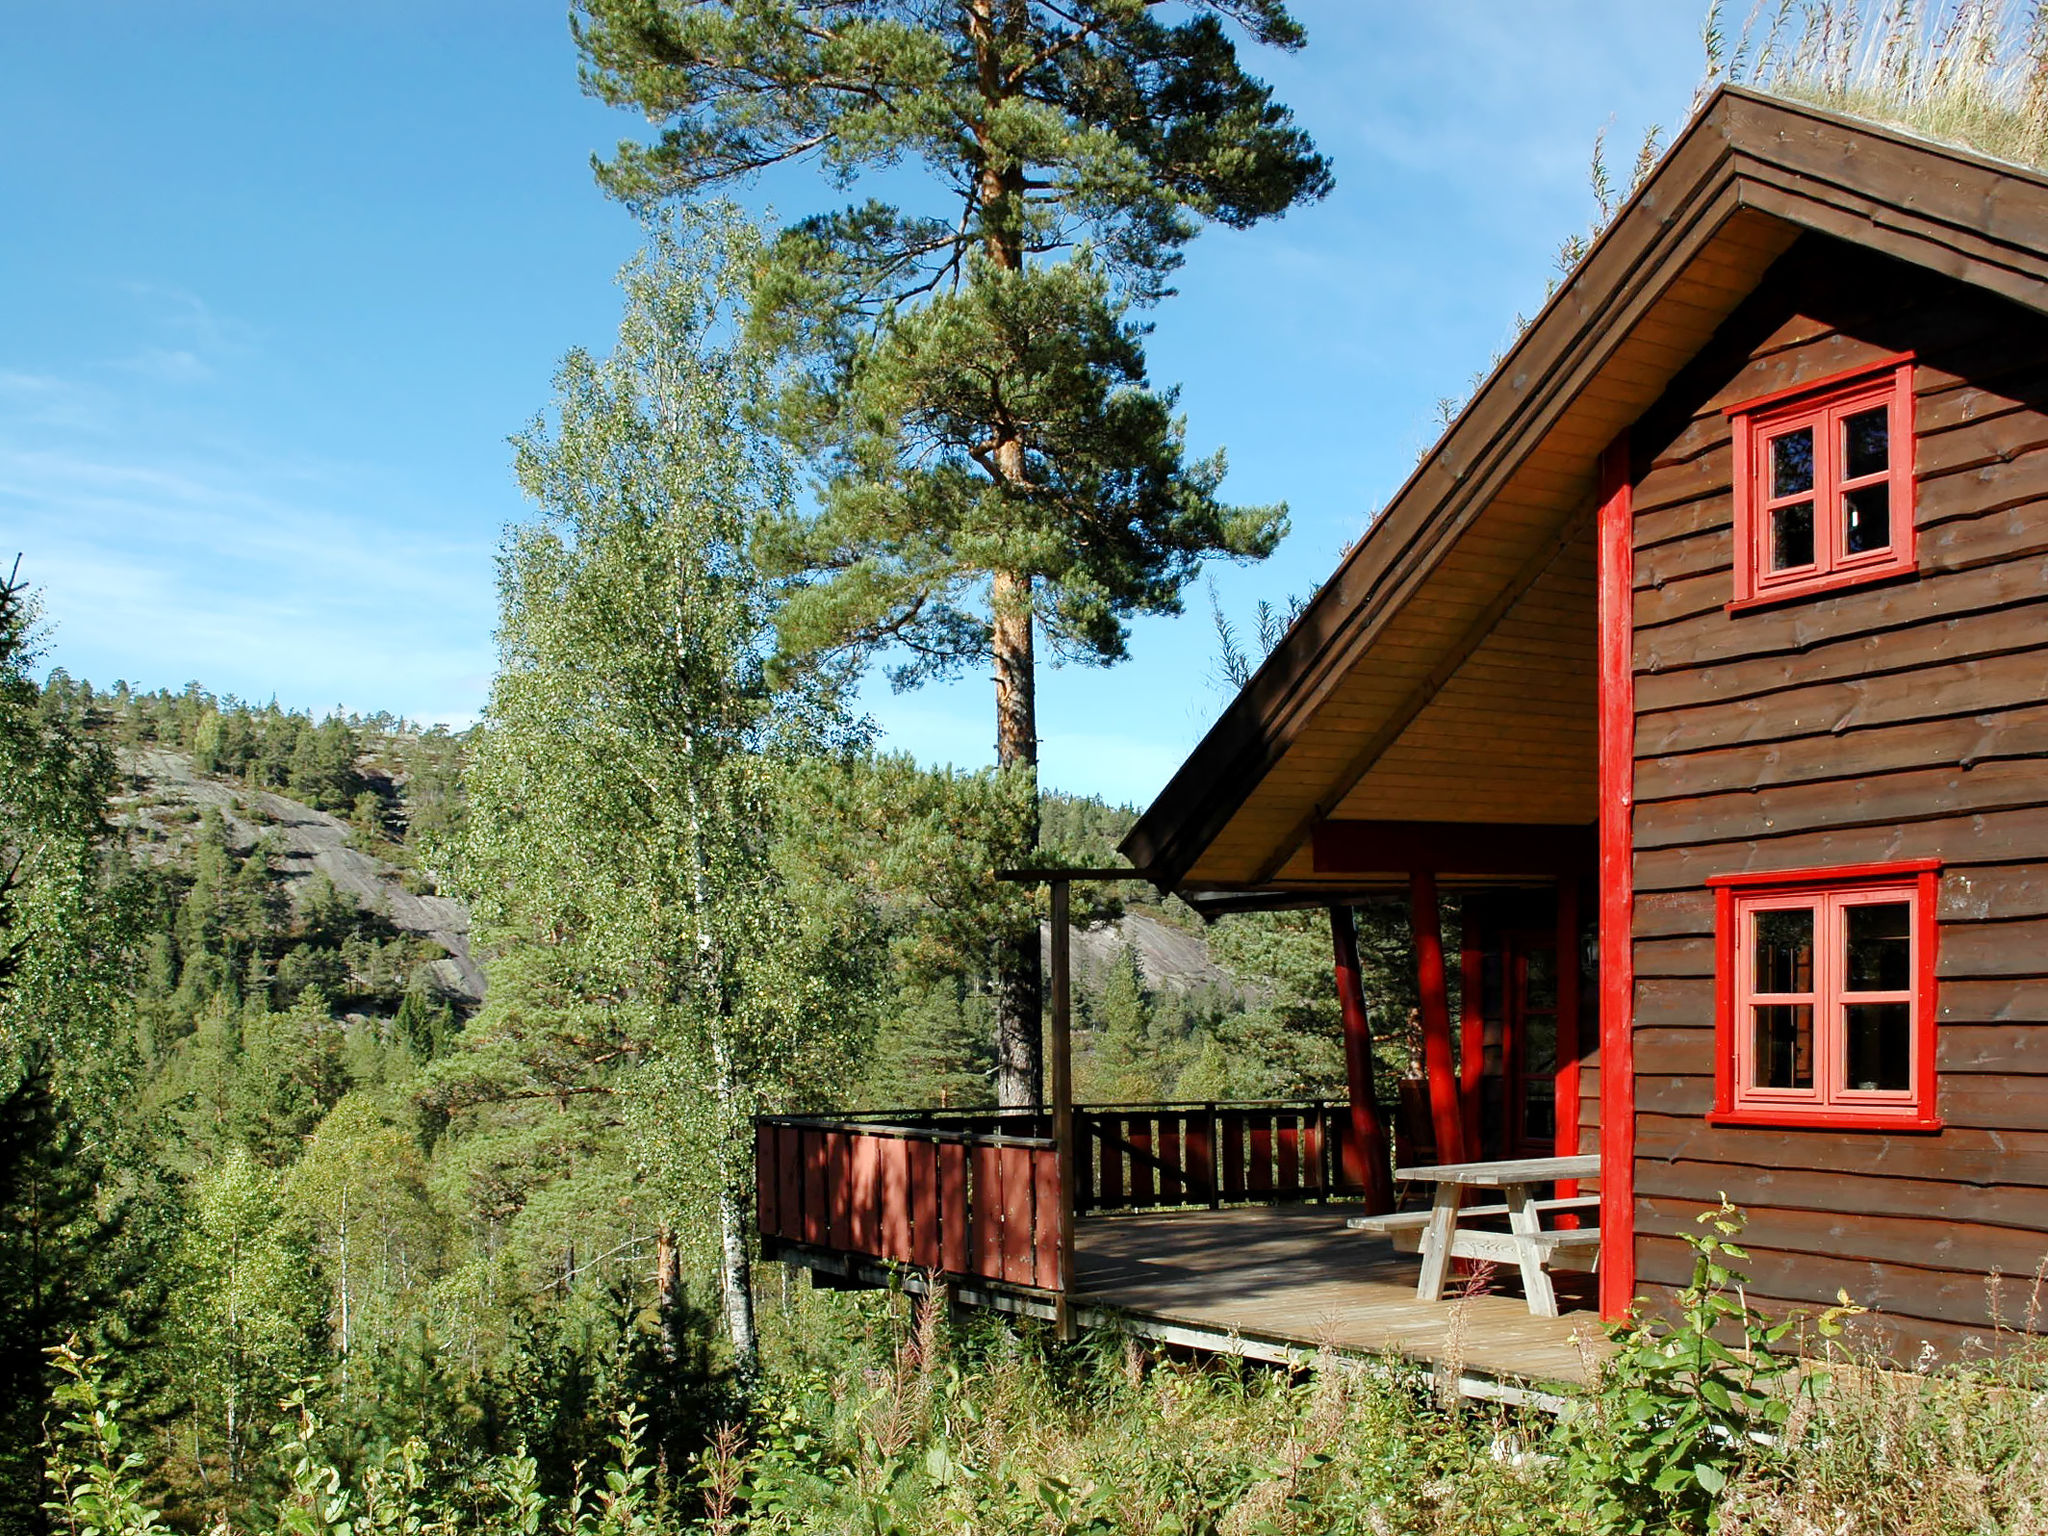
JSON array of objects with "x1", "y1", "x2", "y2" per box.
[
  {"x1": 991, "y1": 566, "x2": 1041, "y2": 1108},
  {"x1": 978, "y1": 1, "x2": 1043, "y2": 1109}
]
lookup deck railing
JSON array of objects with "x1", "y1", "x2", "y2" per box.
[
  {"x1": 755, "y1": 1100, "x2": 1389, "y2": 1293},
  {"x1": 1079, "y1": 1101, "x2": 1376, "y2": 1211},
  {"x1": 755, "y1": 1112, "x2": 1065, "y2": 1291}
]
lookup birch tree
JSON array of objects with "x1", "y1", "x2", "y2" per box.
[{"x1": 459, "y1": 208, "x2": 881, "y2": 1373}]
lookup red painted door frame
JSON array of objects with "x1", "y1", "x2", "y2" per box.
[{"x1": 1596, "y1": 436, "x2": 1637, "y2": 1320}]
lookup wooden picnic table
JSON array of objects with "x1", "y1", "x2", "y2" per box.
[{"x1": 1347, "y1": 1153, "x2": 1601, "y2": 1318}]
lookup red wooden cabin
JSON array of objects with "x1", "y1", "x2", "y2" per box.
[{"x1": 758, "y1": 87, "x2": 2048, "y2": 1384}]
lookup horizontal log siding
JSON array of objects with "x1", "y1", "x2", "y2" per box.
[{"x1": 1626, "y1": 240, "x2": 2048, "y2": 1349}]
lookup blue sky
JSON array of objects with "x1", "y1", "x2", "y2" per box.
[{"x1": 3, "y1": 2, "x2": 1703, "y2": 807}]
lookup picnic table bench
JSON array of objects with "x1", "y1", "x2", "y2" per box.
[{"x1": 1345, "y1": 1154, "x2": 1601, "y2": 1318}]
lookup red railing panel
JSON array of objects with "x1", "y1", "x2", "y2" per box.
[
  {"x1": 999, "y1": 1145, "x2": 1035, "y2": 1286},
  {"x1": 850, "y1": 1135, "x2": 879, "y2": 1255},
  {"x1": 1222, "y1": 1114, "x2": 1246, "y2": 1197},
  {"x1": 1158, "y1": 1119, "x2": 1183, "y2": 1202},
  {"x1": 1185, "y1": 1114, "x2": 1214, "y2": 1205},
  {"x1": 938, "y1": 1140, "x2": 969, "y2": 1274},
  {"x1": 1249, "y1": 1115, "x2": 1274, "y2": 1195},
  {"x1": 802, "y1": 1129, "x2": 826, "y2": 1245},
  {"x1": 1129, "y1": 1116, "x2": 1156, "y2": 1205},
  {"x1": 1032, "y1": 1149, "x2": 1061, "y2": 1287},
  {"x1": 910, "y1": 1137, "x2": 940, "y2": 1269},
  {"x1": 777, "y1": 1126, "x2": 803, "y2": 1237},
  {"x1": 1097, "y1": 1116, "x2": 1123, "y2": 1208},
  {"x1": 756, "y1": 1126, "x2": 779, "y2": 1238},
  {"x1": 971, "y1": 1143, "x2": 1003, "y2": 1280},
  {"x1": 827, "y1": 1131, "x2": 852, "y2": 1247},
  {"x1": 1277, "y1": 1115, "x2": 1300, "y2": 1193},
  {"x1": 879, "y1": 1137, "x2": 913, "y2": 1262}
]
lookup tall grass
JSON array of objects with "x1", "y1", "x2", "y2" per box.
[{"x1": 1707, "y1": 0, "x2": 2048, "y2": 168}]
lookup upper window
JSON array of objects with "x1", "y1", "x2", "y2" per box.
[
  {"x1": 1727, "y1": 357, "x2": 1916, "y2": 607},
  {"x1": 1708, "y1": 861, "x2": 1940, "y2": 1131}
]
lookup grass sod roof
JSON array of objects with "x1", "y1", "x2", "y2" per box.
[{"x1": 1123, "y1": 83, "x2": 2048, "y2": 910}]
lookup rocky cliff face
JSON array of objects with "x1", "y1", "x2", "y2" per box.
[
  {"x1": 1043, "y1": 907, "x2": 1255, "y2": 1002},
  {"x1": 115, "y1": 747, "x2": 483, "y2": 1001}
]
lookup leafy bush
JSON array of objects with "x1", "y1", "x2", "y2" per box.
[{"x1": 1559, "y1": 1198, "x2": 1859, "y2": 1535}]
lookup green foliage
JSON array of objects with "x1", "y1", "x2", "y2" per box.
[
  {"x1": 572, "y1": 0, "x2": 1324, "y2": 685},
  {"x1": 457, "y1": 205, "x2": 887, "y2": 1369},
  {"x1": 40, "y1": 1344, "x2": 162, "y2": 1536},
  {"x1": 1559, "y1": 1198, "x2": 1860, "y2": 1536},
  {"x1": 0, "y1": 1058, "x2": 130, "y2": 1534},
  {"x1": 164, "y1": 1149, "x2": 326, "y2": 1485}
]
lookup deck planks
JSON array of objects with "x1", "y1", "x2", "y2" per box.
[{"x1": 1070, "y1": 1205, "x2": 1608, "y2": 1387}]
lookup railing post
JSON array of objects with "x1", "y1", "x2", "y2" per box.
[{"x1": 1049, "y1": 878, "x2": 1076, "y2": 1338}]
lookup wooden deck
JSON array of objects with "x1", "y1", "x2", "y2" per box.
[{"x1": 1072, "y1": 1204, "x2": 1612, "y2": 1397}]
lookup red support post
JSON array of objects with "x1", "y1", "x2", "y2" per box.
[
  {"x1": 1330, "y1": 905, "x2": 1395, "y2": 1213},
  {"x1": 1596, "y1": 434, "x2": 1638, "y2": 1320},
  {"x1": 1458, "y1": 932, "x2": 1485, "y2": 1159},
  {"x1": 1410, "y1": 869, "x2": 1467, "y2": 1167}
]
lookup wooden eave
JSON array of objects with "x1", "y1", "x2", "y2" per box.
[{"x1": 1124, "y1": 85, "x2": 2048, "y2": 907}]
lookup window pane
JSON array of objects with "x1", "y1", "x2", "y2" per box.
[
  {"x1": 1846, "y1": 1001, "x2": 1912, "y2": 1091},
  {"x1": 1844, "y1": 406, "x2": 1889, "y2": 479},
  {"x1": 1524, "y1": 946, "x2": 1556, "y2": 1010},
  {"x1": 1772, "y1": 427, "x2": 1815, "y2": 496},
  {"x1": 1522, "y1": 1013, "x2": 1557, "y2": 1078},
  {"x1": 1522, "y1": 1079, "x2": 1556, "y2": 1143},
  {"x1": 1845, "y1": 901, "x2": 1912, "y2": 991},
  {"x1": 1753, "y1": 1004, "x2": 1815, "y2": 1089},
  {"x1": 1753, "y1": 907, "x2": 1815, "y2": 993},
  {"x1": 1771, "y1": 501, "x2": 1815, "y2": 570},
  {"x1": 1844, "y1": 483, "x2": 1892, "y2": 555}
]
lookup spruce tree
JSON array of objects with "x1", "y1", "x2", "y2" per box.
[{"x1": 576, "y1": 0, "x2": 1328, "y2": 1105}]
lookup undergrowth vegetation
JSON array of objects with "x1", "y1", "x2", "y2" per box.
[{"x1": 41, "y1": 1208, "x2": 2048, "y2": 1536}]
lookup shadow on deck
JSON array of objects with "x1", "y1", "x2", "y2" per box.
[{"x1": 1072, "y1": 1205, "x2": 1610, "y2": 1399}]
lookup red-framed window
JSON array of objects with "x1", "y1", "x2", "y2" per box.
[
  {"x1": 1708, "y1": 861, "x2": 1941, "y2": 1131},
  {"x1": 1727, "y1": 356, "x2": 1916, "y2": 607}
]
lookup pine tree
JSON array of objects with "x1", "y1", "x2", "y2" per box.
[{"x1": 575, "y1": 0, "x2": 1328, "y2": 1106}]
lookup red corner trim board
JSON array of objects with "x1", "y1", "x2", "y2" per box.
[{"x1": 1595, "y1": 437, "x2": 1636, "y2": 1321}]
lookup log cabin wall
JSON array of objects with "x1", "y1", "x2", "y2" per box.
[{"x1": 1625, "y1": 236, "x2": 2048, "y2": 1356}]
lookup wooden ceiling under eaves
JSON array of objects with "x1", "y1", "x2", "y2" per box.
[{"x1": 1166, "y1": 209, "x2": 1798, "y2": 895}]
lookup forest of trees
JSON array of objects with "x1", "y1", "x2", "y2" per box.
[{"x1": 0, "y1": 536, "x2": 1429, "y2": 1532}]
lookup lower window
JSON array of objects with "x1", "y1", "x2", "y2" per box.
[{"x1": 1708, "y1": 862, "x2": 1940, "y2": 1130}]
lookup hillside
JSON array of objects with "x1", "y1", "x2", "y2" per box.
[
  {"x1": 114, "y1": 745, "x2": 483, "y2": 1001},
  {"x1": 108, "y1": 738, "x2": 1241, "y2": 1019}
]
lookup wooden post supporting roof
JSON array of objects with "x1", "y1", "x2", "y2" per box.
[
  {"x1": 1409, "y1": 870, "x2": 1466, "y2": 1166},
  {"x1": 1048, "y1": 878, "x2": 1076, "y2": 1338},
  {"x1": 1330, "y1": 905, "x2": 1395, "y2": 1214}
]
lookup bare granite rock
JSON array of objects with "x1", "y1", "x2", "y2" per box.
[{"x1": 115, "y1": 747, "x2": 483, "y2": 1002}]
